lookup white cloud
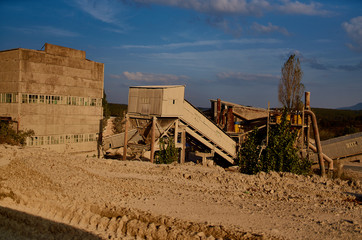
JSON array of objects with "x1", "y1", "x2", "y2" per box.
[
  {"x1": 251, "y1": 22, "x2": 290, "y2": 36},
  {"x1": 276, "y1": 0, "x2": 331, "y2": 16},
  {"x1": 6, "y1": 26, "x2": 79, "y2": 37},
  {"x1": 217, "y1": 72, "x2": 280, "y2": 84},
  {"x1": 133, "y1": 0, "x2": 269, "y2": 16},
  {"x1": 119, "y1": 38, "x2": 281, "y2": 50},
  {"x1": 342, "y1": 16, "x2": 362, "y2": 51},
  {"x1": 75, "y1": 0, "x2": 118, "y2": 23},
  {"x1": 35, "y1": 26, "x2": 79, "y2": 37},
  {"x1": 111, "y1": 71, "x2": 189, "y2": 83},
  {"x1": 132, "y1": 0, "x2": 331, "y2": 16},
  {"x1": 74, "y1": 0, "x2": 128, "y2": 32}
]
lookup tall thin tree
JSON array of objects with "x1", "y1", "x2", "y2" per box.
[{"x1": 278, "y1": 54, "x2": 304, "y2": 111}]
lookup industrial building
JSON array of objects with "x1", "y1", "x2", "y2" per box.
[
  {"x1": 103, "y1": 85, "x2": 237, "y2": 165},
  {"x1": 0, "y1": 43, "x2": 104, "y2": 153}
]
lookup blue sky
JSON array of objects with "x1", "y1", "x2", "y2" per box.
[{"x1": 0, "y1": 0, "x2": 361, "y2": 108}]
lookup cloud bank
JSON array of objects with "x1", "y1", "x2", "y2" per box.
[
  {"x1": 251, "y1": 22, "x2": 290, "y2": 36},
  {"x1": 342, "y1": 16, "x2": 362, "y2": 51},
  {"x1": 217, "y1": 72, "x2": 280, "y2": 85},
  {"x1": 110, "y1": 71, "x2": 189, "y2": 84},
  {"x1": 131, "y1": 0, "x2": 331, "y2": 16}
]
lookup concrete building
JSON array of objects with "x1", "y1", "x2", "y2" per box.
[{"x1": 0, "y1": 43, "x2": 104, "y2": 153}]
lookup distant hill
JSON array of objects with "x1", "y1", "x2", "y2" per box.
[
  {"x1": 338, "y1": 102, "x2": 362, "y2": 110},
  {"x1": 312, "y1": 107, "x2": 362, "y2": 140},
  {"x1": 108, "y1": 103, "x2": 127, "y2": 117}
]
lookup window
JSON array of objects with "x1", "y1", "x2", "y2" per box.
[
  {"x1": 22, "y1": 94, "x2": 28, "y2": 103},
  {"x1": 6, "y1": 93, "x2": 13, "y2": 103},
  {"x1": 79, "y1": 97, "x2": 84, "y2": 106},
  {"x1": 89, "y1": 134, "x2": 95, "y2": 141},
  {"x1": 59, "y1": 136, "x2": 64, "y2": 144},
  {"x1": 46, "y1": 96, "x2": 51, "y2": 104},
  {"x1": 96, "y1": 99, "x2": 102, "y2": 106},
  {"x1": 52, "y1": 96, "x2": 60, "y2": 104},
  {"x1": 71, "y1": 97, "x2": 77, "y2": 105},
  {"x1": 90, "y1": 98, "x2": 96, "y2": 106},
  {"x1": 29, "y1": 94, "x2": 38, "y2": 103},
  {"x1": 39, "y1": 95, "x2": 45, "y2": 103}
]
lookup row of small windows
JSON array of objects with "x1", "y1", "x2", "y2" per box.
[
  {"x1": 27, "y1": 133, "x2": 97, "y2": 146},
  {"x1": 0, "y1": 93, "x2": 102, "y2": 107}
]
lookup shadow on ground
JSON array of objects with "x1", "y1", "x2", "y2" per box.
[{"x1": 0, "y1": 206, "x2": 101, "y2": 240}]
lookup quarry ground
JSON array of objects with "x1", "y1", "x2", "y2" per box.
[{"x1": 0, "y1": 145, "x2": 361, "y2": 240}]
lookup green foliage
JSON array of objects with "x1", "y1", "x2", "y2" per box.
[
  {"x1": 0, "y1": 121, "x2": 34, "y2": 146},
  {"x1": 102, "y1": 91, "x2": 111, "y2": 119},
  {"x1": 238, "y1": 128, "x2": 263, "y2": 174},
  {"x1": 263, "y1": 112, "x2": 311, "y2": 175},
  {"x1": 156, "y1": 136, "x2": 178, "y2": 164},
  {"x1": 239, "y1": 111, "x2": 312, "y2": 175},
  {"x1": 102, "y1": 91, "x2": 110, "y2": 131},
  {"x1": 113, "y1": 116, "x2": 125, "y2": 134},
  {"x1": 108, "y1": 103, "x2": 127, "y2": 117}
]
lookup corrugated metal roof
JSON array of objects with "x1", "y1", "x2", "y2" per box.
[{"x1": 322, "y1": 132, "x2": 362, "y2": 145}]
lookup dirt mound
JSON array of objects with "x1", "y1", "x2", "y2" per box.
[{"x1": 0, "y1": 145, "x2": 361, "y2": 239}]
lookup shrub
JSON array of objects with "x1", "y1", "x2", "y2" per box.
[
  {"x1": 113, "y1": 115, "x2": 126, "y2": 134},
  {"x1": 0, "y1": 121, "x2": 34, "y2": 146},
  {"x1": 238, "y1": 128, "x2": 263, "y2": 174},
  {"x1": 156, "y1": 136, "x2": 178, "y2": 164},
  {"x1": 239, "y1": 110, "x2": 312, "y2": 175}
]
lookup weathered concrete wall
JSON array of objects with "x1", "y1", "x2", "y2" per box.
[
  {"x1": 20, "y1": 46, "x2": 103, "y2": 97},
  {"x1": 0, "y1": 50, "x2": 20, "y2": 93},
  {"x1": 0, "y1": 43, "x2": 104, "y2": 153}
]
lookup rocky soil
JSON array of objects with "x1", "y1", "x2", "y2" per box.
[{"x1": 0, "y1": 145, "x2": 361, "y2": 239}]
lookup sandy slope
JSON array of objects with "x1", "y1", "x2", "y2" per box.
[{"x1": 0, "y1": 145, "x2": 361, "y2": 240}]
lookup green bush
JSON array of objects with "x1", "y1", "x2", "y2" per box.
[
  {"x1": 0, "y1": 121, "x2": 34, "y2": 146},
  {"x1": 156, "y1": 136, "x2": 178, "y2": 164},
  {"x1": 238, "y1": 128, "x2": 263, "y2": 174},
  {"x1": 239, "y1": 111, "x2": 312, "y2": 175}
]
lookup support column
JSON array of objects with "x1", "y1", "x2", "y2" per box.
[
  {"x1": 227, "y1": 107, "x2": 234, "y2": 132},
  {"x1": 305, "y1": 92, "x2": 310, "y2": 109},
  {"x1": 305, "y1": 92, "x2": 311, "y2": 161},
  {"x1": 216, "y1": 98, "x2": 221, "y2": 124},
  {"x1": 150, "y1": 116, "x2": 156, "y2": 163},
  {"x1": 180, "y1": 129, "x2": 186, "y2": 164},
  {"x1": 123, "y1": 115, "x2": 129, "y2": 161},
  {"x1": 174, "y1": 119, "x2": 179, "y2": 146}
]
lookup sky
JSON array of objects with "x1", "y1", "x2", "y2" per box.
[{"x1": 0, "y1": 0, "x2": 361, "y2": 109}]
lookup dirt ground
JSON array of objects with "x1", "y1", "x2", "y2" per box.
[{"x1": 0, "y1": 145, "x2": 361, "y2": 240}]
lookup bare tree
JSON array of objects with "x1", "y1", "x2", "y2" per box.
[{"x1": 278, "y1": 54, "x2": 304, "y2": 111}]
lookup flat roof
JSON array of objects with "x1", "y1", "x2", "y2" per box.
[{"x1": 130, "y1": 85, "x2": 185, "y2": 89}]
